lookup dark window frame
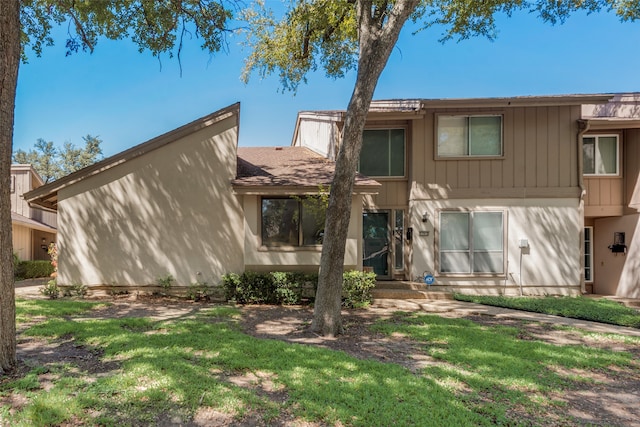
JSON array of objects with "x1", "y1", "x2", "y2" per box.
[
  {"x1": 358, "y1": 128, "x2": 407, "y2": 178},
  {"x1": 260, "y1": 197, "x2": 326, "y2": 247}
]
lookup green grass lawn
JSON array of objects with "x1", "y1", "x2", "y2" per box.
[
  {"x1": 454, "y1": 294, "x2": 640, "y2": 328},
  {"x1": 2, "y1": 299, "x2": 638, "y2": 426}
]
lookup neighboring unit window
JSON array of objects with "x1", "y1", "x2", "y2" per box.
[
  {"x1": 359, "y1": 128, "x2": 405, "y2": 177},
  {"x1": 437, "y1": 115, "x2": 502, "y2": 157},
  {"x1": 439, "y1": 211, "x2": 504, "y2": 274},
  {"x1": 583, "y1": 135, "x2": 618, "y2": 175},
  {"x1": 584, "y1": 227, "x2": 593, "y2": 282},
  {"x1": 261, "y1": 197, "x2": 326, "y2": 247}
]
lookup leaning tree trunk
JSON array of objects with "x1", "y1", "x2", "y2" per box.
[
  {"x1": 311, "y1": 0, "x2": 419, "y2": 336},
  {"x1": 0, "y1": 0, "x2": 20, "y2": 374}
]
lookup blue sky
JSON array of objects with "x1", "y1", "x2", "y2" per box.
[{"x1": 13, "y1": 7, "x2": 640, "y2": 158}]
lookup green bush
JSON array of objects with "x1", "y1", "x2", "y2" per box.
[
  {"x1": 62, "y1": 284, "x2": 88, "y2": 298},
  {"x1": 39, "y1": 280, "x2": 60, "y2": 299},
  {"x1": 223, "y1": 271, "x2": 317, "y2": 305},
  {"x1": 187, "y1": 282, "x2": 213, "y2": 302},
  {"x1": 342, "y1": 270, "x2": 376, "y2": 308},
  {"x1": 223, "y1": 270, "x2": 375, "y2": 308},
  {"x1": 15, "y1": 260, "x2": 55, "y2": 280}
]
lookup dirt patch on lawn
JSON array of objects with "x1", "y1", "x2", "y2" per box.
[{"x1": 4, "y1": 299, "x2": 640, "y2": 426}]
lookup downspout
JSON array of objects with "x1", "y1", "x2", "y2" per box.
[{"x1": 577, "y1": 119, "x2": 591, "y2": 294}]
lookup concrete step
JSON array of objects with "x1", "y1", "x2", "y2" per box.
[{"x1": 372, "y1": 288, "x2": 453, "y2": 300}]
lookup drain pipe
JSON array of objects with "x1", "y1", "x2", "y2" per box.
[{"x1": 578, "y1": 119, "x2": 591, "y2": 295}]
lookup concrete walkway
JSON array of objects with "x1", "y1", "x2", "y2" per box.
[
  {"x1": 373, "y1": 298, "x2": 640, "y2": 337},
  {"x1": 15, "y1": 279, "x2": 640, "y2": 337},
  {"x1": 14, "y1": 278, "x2": 49, "y2": 299}
]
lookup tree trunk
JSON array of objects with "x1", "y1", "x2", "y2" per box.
[
  {"x1": 0, "y1": 0, "x2": 20, "y2": 374},
  {"x1": 311, "y1": 1, "x2": 419, "y2": 336}
]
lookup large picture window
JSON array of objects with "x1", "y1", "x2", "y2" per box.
[
  {"x1": 359, "y1": 128, "x2": 405, "y2": 177},
  {"x1": 439, "y1": 211, "x2": 504, "y2": 274},
  {"x1": 261, "y1": 197, "x2": 326, "y2": 247},
  {"x1": 437, "y1": 115, "x2": 502, "y2": 157},
  {"x1": 583, "y1": 135, "x2": 618, "y2": 175}
]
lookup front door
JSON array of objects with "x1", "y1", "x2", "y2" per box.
[{"x1": 363, "y1": 211, "x2": 390, "y2": 278}]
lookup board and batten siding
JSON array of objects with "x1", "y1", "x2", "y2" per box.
[{"x1": 411, "y1": 105, "x2": 582, "y2": 200}]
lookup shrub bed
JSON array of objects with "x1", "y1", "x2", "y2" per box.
[
  {"x1": 222, "y1": 270, "x2": 376, "y2": 307},
  {"x1": 14, "y1": 260, "x2": 55, "y2": 280}
]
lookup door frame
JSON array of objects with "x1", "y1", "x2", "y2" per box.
[{"x1": 362, "y1": 209, "x2": 407, "y2": 280}]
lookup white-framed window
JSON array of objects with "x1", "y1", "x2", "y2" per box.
[
  {"x1": 583, "y1": 135, "x2": 619, "y2": 176},
  {"x1": 261, "y1": 197, "x2": 326, "y2": 247},
  {"x1": 359, "y1": 128, "x2": 405, "y2": 177},
  {"x1": 439, "y1": 210, "x2": 505, "y2": 274},
  {"x1": 584, "y1": 226, "x2": 593, "y2": 282},
  {"x1": 437, "y1": 115, "x2": 502, "y2": 157}
]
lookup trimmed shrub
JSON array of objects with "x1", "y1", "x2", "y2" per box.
[
  {"x1": 342, "y1": 270, "x2": 376, "y2": 308},
  {"x1": 15, "y1": 260, "x2": 55, "y2": 280},
  {"x1": 223, "y1": 271, "x2": 317, "y2": 305},
  {"x1": 223, "y1": 270, "x2": 375, "y2": 308}
]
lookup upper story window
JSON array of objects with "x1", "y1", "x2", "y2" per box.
[
  {"x1": 439, "y1": 210, "x2": 505, "y2": 275},
  {"x1": 261, "y1": 197, "x2": 326, "y2": 247},
  {"x1": 359, "y1": 128, "x2": 405, "y2": 177},
  {"x1": 437, "y1": 115, "x2": 502, "y2": 157},
  {"x1": 583, "y1": 135, "x2": 619, "y2": 176}
]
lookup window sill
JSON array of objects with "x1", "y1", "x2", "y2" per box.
[
  {"x1": 436, "y1": 273, "x2": 506, "y2": 278},
  {"x1": 258, "y1": 245, "x2": 323, "y2": 253},
  {"x1": 435, "y1": 155, "x2": 505, "y2": 161},
  {"x1": 583, "y1": 174, "x2": 621, "y2": 178}
]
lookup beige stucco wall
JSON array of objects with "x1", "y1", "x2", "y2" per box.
[
  {"x1": 243, "y1": 195, "x2": 363, "y2": 272},
  {"x1": 409, "y1": 198, "x2": 582, "y2": 295},
  {"x1": 11, "y1": 224, "x2": 31, "y2": 261},
  {"x1": 592, "y1": 214, "x2": 640, "y2": 297},
  {"x1": 57, "y1": 115, "x2": 244, "y2": 287}
]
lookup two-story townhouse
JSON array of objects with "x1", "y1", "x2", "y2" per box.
[
  {"x1": 10, "y1": 164, "x2": 57, "y2": 261},
  {"x1": 24, "y1": 94, "x2": 640, "y2": 299},
  {"x1": 293, "y1": 93, "x2": 640, "y2": 298}
]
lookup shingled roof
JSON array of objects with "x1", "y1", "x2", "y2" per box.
[{"x1": 233, "y1": 146, "x2": 380, "y2": 193}]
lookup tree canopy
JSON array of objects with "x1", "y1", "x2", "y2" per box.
[{"x1": 1, "y1": 0, "x2": 240, "y2": 373}]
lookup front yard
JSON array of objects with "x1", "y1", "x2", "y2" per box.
[{"x1": 1, "y1": 297, "x2": 639, "y2": 426}]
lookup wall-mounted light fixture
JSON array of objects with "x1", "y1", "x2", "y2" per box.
[
  {"x1": 422, "y1": 212, "x2": 429, "y2": 222},
  {"x1": 608, "y1": 232, "x2": 627, "y2": 255}
]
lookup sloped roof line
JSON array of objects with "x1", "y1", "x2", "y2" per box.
[
  {"x1": 11, "y1": 212, "x2": 57, "y2": 233},
  {"x1": 24, "y1": 103, "x2": 240, "y2": 207}
]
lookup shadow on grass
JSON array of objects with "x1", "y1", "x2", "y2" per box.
[
  {"x1": 15, "y1": 307, "x2": 488, "y2": 426},
  {"x1": 372, "y1": 312, "x2": 635, "y2": 424}
]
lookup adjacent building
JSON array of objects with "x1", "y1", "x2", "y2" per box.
[{"x1": 11, "y1": 164, "x2": 57, "y2": 261}]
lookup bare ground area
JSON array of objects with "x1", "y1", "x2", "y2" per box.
[{"x1": 4, "y1": 296, "x2": 640, "y2": 426}]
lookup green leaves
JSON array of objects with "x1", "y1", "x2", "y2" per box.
[
  {"x1": 13, "y1": 134, "x2": 103, "y2": 182},
  {"x1": 241, "y1": 0, "x2": 358, "y2": 92},
  {"x1": 19, "y1": 1, "x2": 234, "y2": 62}
]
